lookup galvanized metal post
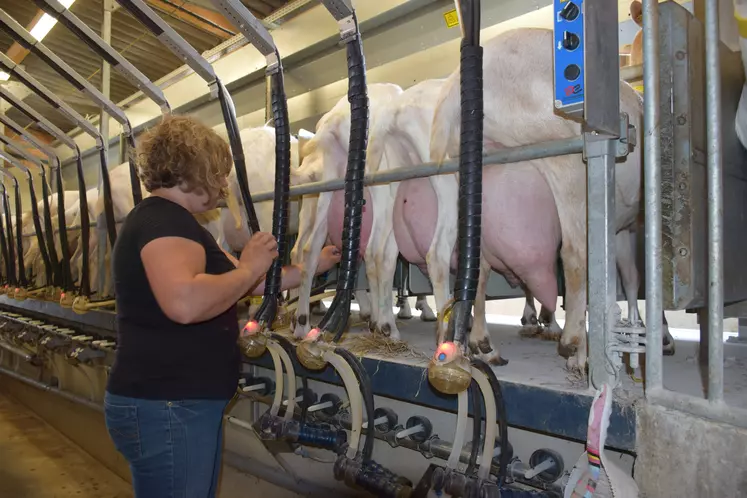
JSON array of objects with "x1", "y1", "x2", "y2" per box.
[
  {"x1": 586, "y1": 136, "x2": 618, "y2": 388},
  {"x1": 643, "y1": 0, "x2": 664, "y2": 392},
  {"x1": 98, "y1": 0, "x2": 114, "y2": 296},
  {"x1": 705, "y1": 0, "x2": 724, "y2": 403},
  {"x1": 581, "y1": 0, "x2": 622, "y2": 388}
]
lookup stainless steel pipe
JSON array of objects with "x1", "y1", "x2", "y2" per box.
[
  {"x1": 643, "y1": 0, "x2": 664, "y2": 392},
  {"x1": 705, "y1": 0, "x2": 724, "y2": 403}
]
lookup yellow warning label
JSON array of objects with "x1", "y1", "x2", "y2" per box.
[
  {"x1": 632, "y1": 84, "x2": 644, "y2": 94},
  {"x1": 444, "y1": 9, "x2": 459, "y2": 28}
]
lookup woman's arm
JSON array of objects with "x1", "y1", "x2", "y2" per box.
[{"x1": 142, "y1": 237, "x2": 265, "y2": 324}]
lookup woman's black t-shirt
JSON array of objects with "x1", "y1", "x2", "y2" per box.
[{"x1": 106, "y1": 196, "x2": 239, "y2": 400}]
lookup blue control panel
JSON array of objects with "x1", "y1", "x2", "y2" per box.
[{"x1": 553, "y1": 0, "x2": 584, "y2": 117}]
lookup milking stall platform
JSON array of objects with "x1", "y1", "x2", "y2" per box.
[{"x1": 1, "y1": 0, "x2": 747, "y2": 497}]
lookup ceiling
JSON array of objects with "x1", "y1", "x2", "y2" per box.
[{"x1": 0, "y1": 0, "x2": 301, "y2": 136}]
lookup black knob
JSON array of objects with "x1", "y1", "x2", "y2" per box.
[
  {"x1": 562, "y1": 31, "x2": 580, "y2": 51},
  {"x1": 564, "y1": 64, "x2": 581, "y2": 82},
  {"x1": 560, "y1": 2, "x2": 580, "y2": 21}
]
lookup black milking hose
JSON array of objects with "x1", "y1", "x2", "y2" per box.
[
  {"x1": 217, "y1": 80, "x2": 260, "y2": 234},
  {"x1": 0, "y1": 198, "x2": 8, "y2": 286},
  {"x1": 12, "y1": 180, "x2": 27, "y2": 288},
  {"x1": 334, "y1": 347, "x2": 375, "y2": 462},
  {"x1": 448, "y1": 0, "x2": 483, "y2": 346},
  {"x1": 125, "y1": 131, "x2": 142, "y2": 206},
  {"x1": 55, "y1": 165, "x2": 72, "y2": 291},
  {"x1": 325, "y1": 16, "x2": 368, "y2": 343},
  {"x1": 98, "y1": 148, "x2": 117, "y2": 247},
  {"x1": 2, "y1": 186, "x2": 15, "y2": 286},
  {"x1": 466, "y1": 378, "x2": 482, "y2": 476},
  {"x1": 39, "y1": 165, "x2": 60, "y2": 287},
  {"x1": 471, "y1": 358, "x2": 509, "y2": 485},
  {"x1": 254, "y1": 62, "x2": 291, "y2": 326},
  {"x1": 24, "y1": 171, "x2": 52, "y2": 286},
  {"x1": 74, "y1": 151, "x2": 91, "y2": 297}
]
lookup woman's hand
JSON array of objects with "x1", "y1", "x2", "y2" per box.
[
  {"x1": 239, "y1": 232, "x2": 279, "y2": 275},
  {"x1": 316, "y1": 245, "x2": 341, "y2": 275}
]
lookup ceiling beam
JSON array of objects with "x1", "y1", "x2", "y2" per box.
[{"x1": 145, "y1": 0, "x2": 237, "y2": 40}]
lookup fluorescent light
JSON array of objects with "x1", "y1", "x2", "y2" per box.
[
  {"x1": 29, "y1": 0, "x2": 76, "y2": 42},
  {"x1": 0, "y1": 72, "x2": 9, "y2": 82}
]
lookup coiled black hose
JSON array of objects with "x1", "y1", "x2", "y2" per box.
[
  {"x1": 466, "y1": 378, "x2": 482, "y2": 476},
  {"x1": 98, "y1": 147, "x2": 117, "y2": 247},
  {"x1": 74, "y1": 151, "x2": 90, "y2": 297},
  {"x1": 320, "y1": 18, "x2": 368, "y2": 343},
  {"x1": 254, "y1": 63, "x2": 291, "y2": 327},
  {"x1": 471, "y1": 358, "x2": 509, "y2": 486},
  {"x1": 24, "y1": 171, "x2": 52, "y2": 286},
  {"x1": 125, "y1": 131, "x2": 142, "y2": 206},
  {"x1": 1, "y1": 186, "x2": 14, "y2": 286},
  {"x1": 12, "y1": 180, "x2": 27, "y2": 288},
  {"x1": 0, "y1": 193, "x2": 9, "y2": 286},
  {"x1": 55, "y1": 165, "x2": 72, "y2": 291},
  {"x1": 39, "y1": 165, "x2": 60, "y2": 287},
  {"x1": 334, "y1": 347, "x2": 375, "y2": 462},
  {"x1": 447, "y1": 0, "x2": 483, "y2": 346},
  {"x1": 216, "y1": 79, "x2": 260, "y2": 234}
]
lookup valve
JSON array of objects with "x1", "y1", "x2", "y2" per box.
[
  {"x1": 39, "y1": 334, "x2": 70, "y2": 351},
  {"x1": 66, "y1": 346, "x2": 106, "y2": 366},
  {"x1": 362, "y1": 407, "x2": 398, "y2": 433},
  {"x1": 307, "y1": 393, "x2": 342, "y2": 416},
  {"x1": 428, "y1": 341, "x2": 472, "y2": 395},
  {"x1": 526, "y1": 448, "x2": 563, "y2": 483},
  {"x1": 238, "y1": 376, "x2": 274, "y2": 395},
  {"x1": 334, "y1": 456, "x2": 413, "y2": 498},
  {"x1": 396, "y1": 416, "x2": 432, "y2": 443},
  {"x1": 281, "y1": 387, "x2": 317, "y2": 408}
]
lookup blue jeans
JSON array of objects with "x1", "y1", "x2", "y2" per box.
[{"x1": 104, "y1": 391, "x2": 229, "y2": 498}]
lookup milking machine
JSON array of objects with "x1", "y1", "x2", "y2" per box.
[
  {"x1": 31, "y1": 0, "x2": 174, "y2": 312},
  {"x1": 0, "y1": 113, "x2": 63, "y2": 300},
  {"x1": 0, "y1": 136, "x2": 53, "y2": 296},
  {"x1": 275, "y1": 2, "x2": 415, "y2": 496},
  {"x1": 0, "y1": 56, "x2": 113, "y2": 309},
  {"x1": 0, "y1": 163, "x2": 28, "y2": 300},
  {"x1": 420, "y1": 1, "x2": 515, "y2": 496},
  {"x1": 0, "y1": 90, "x2": 70, "y2": 302},
  {"x1": 209, "y1": 0, "x2": 355, "y2": 469},
  {"x1": 0, "y1": 8, "x2": 145, "y2": 312}
]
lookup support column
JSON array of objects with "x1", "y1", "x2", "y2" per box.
[{"x1": 97, "y1": 0, "x2": 114, "y2": 296}]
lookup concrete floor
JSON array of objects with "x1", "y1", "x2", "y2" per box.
[
  {"x1": 0, "y1": 391, "x2": 131, "y2": 498},
  {"x1": 0, "y1": 389, "x2": 302, "y2": 498}
]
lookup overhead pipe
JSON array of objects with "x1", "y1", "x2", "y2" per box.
[
  {"x1": 207, "y1": 0, "x2": 291, "y2": 351},
  {"x1": 114, "y1": 0, "x2": 261, "y2": 235},
  {"x1": 0, "y1": 136, "x2": 53, "y2": 292},
  {"x1": 0, "y1": 10, "x2": 128, "y2": 249},
  {"x1": 0, "y1": 164, "x2": 27, "y2": 298},
  {"x1": 0, "y1": 112, "x2": 62, "y2": 298},
  {"x1": 34, "y1": 0, "x2": 174, "y2": 207},
  {"x1": 0, "y1": 57, "x2": 106, "y2": 307}
]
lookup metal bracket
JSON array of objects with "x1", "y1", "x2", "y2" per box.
[{"x1": 582, "y1": 113, "x2": 633, "y2": 161}]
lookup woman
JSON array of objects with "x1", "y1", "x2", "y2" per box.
[{"x1": 104, "y1": 115, "x2": 339, "y2": 497}]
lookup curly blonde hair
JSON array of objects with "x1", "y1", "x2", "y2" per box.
[{"x1": 136, "y1": 115, "x2": 232, "y2": 202}]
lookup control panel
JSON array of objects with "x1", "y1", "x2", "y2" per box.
[{"x1": 553, "y1": 0, "x2": 584, "y2": 117}]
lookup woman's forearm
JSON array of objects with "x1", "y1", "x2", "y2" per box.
[
  {"x1": 248, "y1": 264, "x2": 303, "y2": 295},
  {"x1": 174, "y1": 268, "x2": 263, "y2": 323}
]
